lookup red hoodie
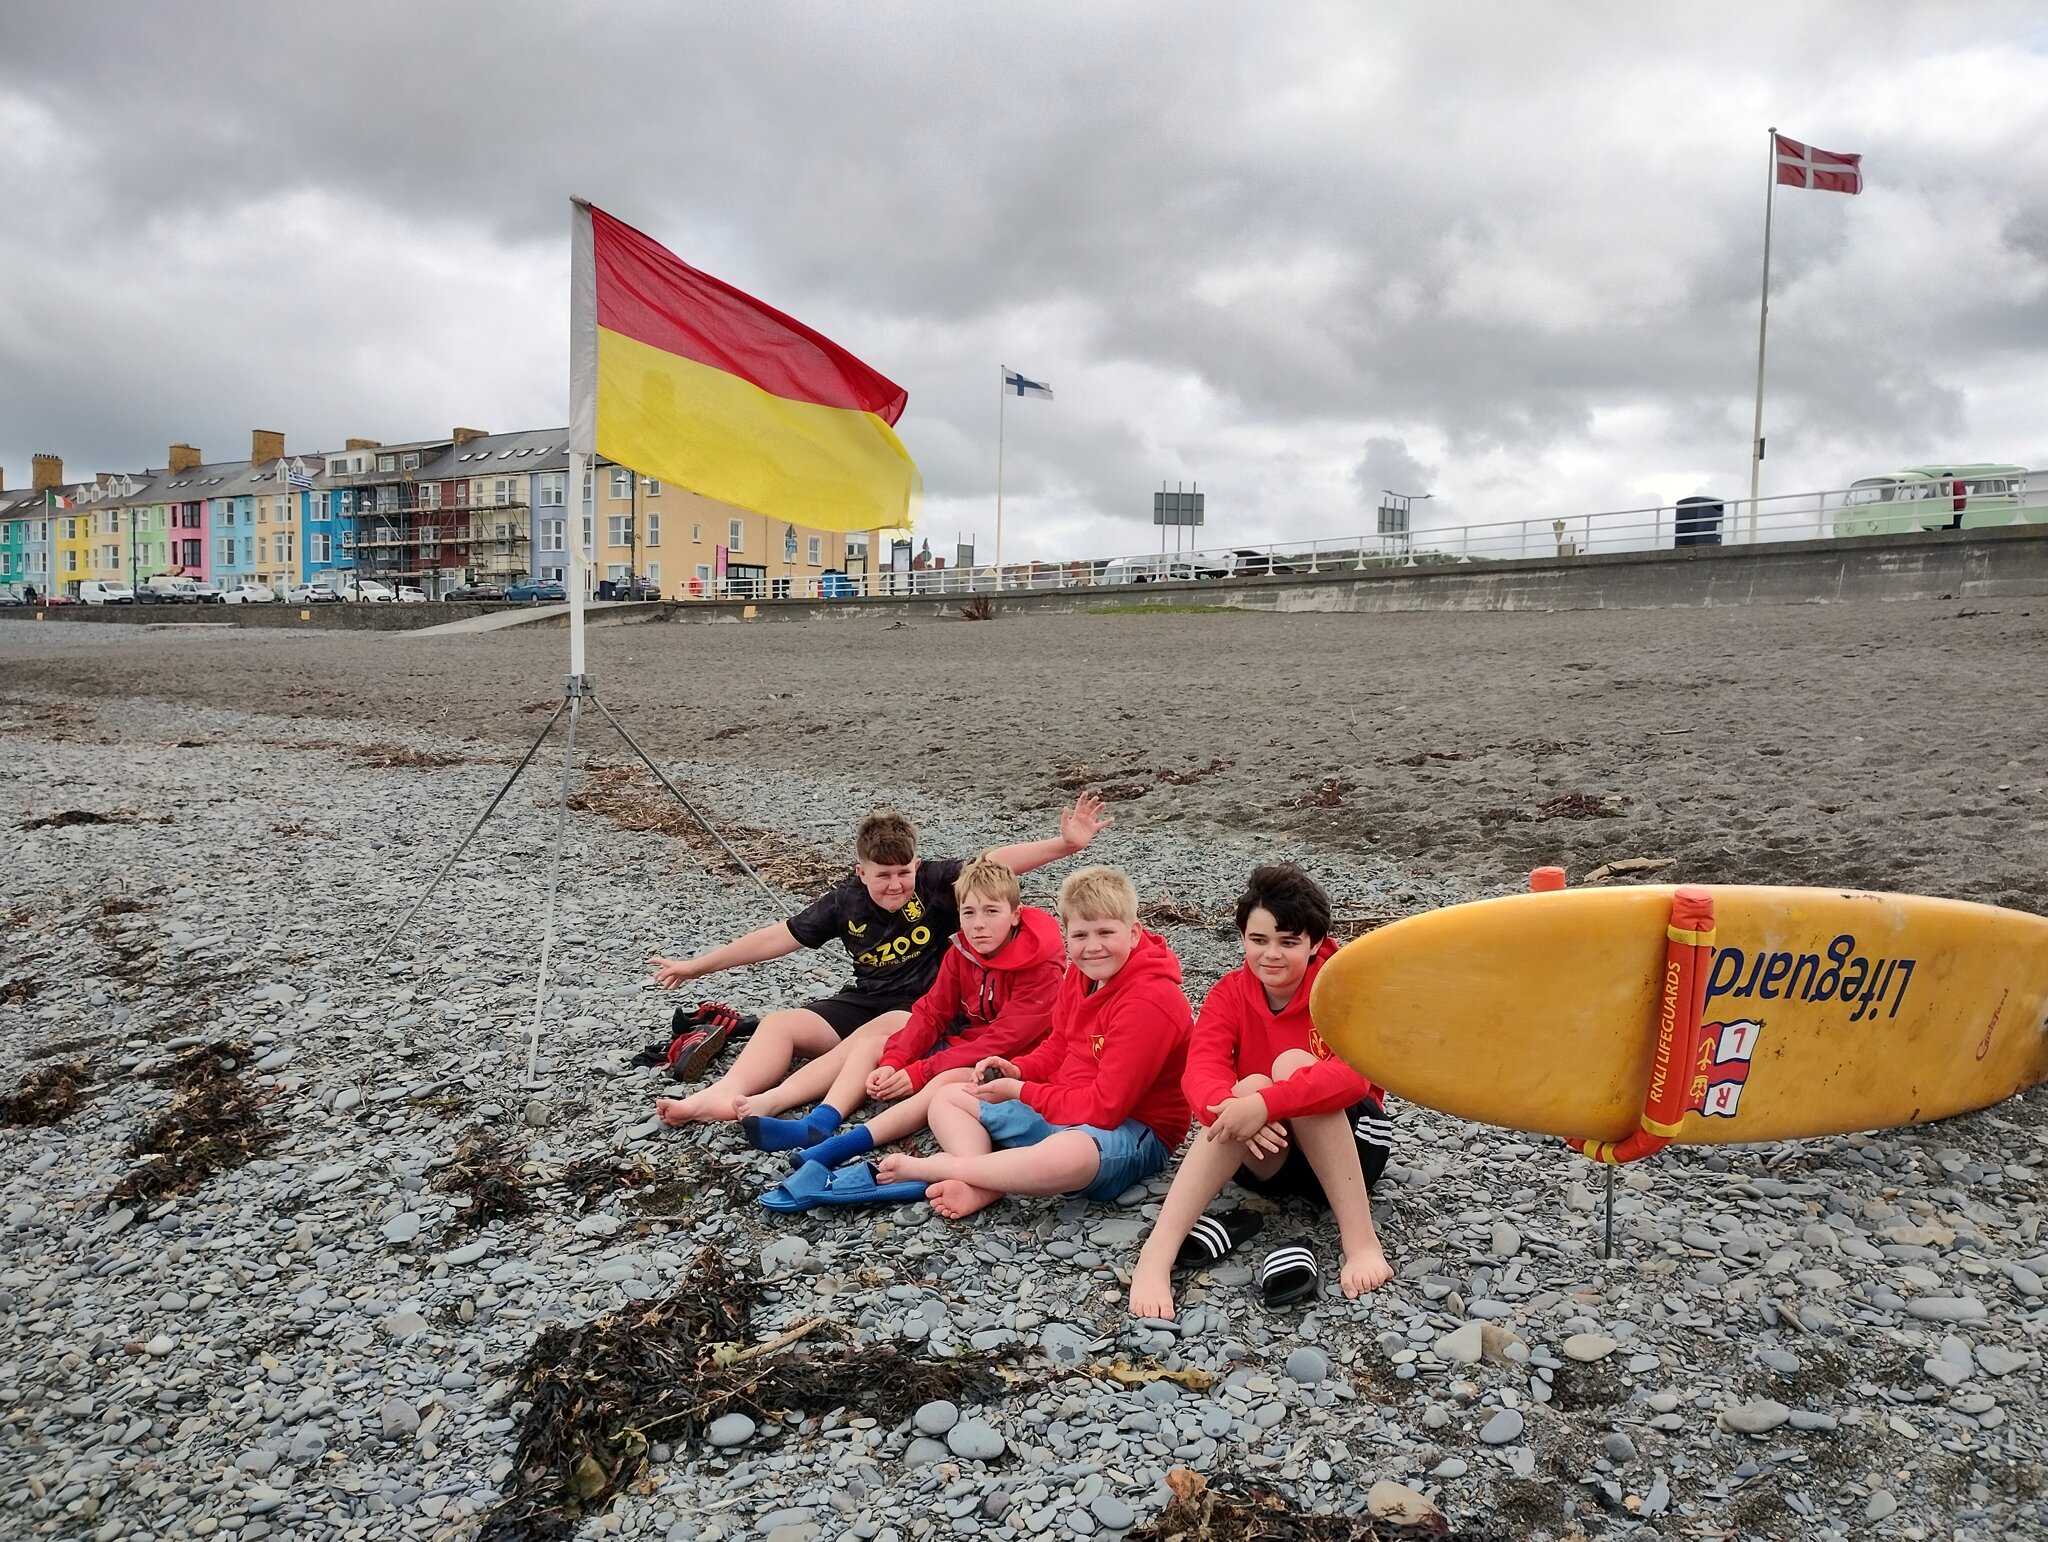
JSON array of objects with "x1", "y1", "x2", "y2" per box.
[
  {"x1": 1012, "y1": 927, "x2": 1193, "y2": 1148},
  {"x1": 1183, "y1": 937, "x2": 1382, "y2": 1126},
  {"x1": 879, "y1": 906, "x2": 1065, "y2": 1090}
]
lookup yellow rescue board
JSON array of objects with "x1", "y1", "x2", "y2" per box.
[{"x1": 1311, "y1": 886, "x2": 2048, "y2": 1144}]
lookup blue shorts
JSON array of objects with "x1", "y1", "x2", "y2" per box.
[{"x1": 978, "y1": 1099, "x2": 1170, "y2": 1202}]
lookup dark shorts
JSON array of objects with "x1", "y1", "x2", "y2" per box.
[
  {"x1": 800, "y1": 992, "x2": 917, "y2": 1039},
  {"x1": 1239, "y1": 1096, "x2": 1392, "y2": 1206}
]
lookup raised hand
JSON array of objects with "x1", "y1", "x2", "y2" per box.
[
  {"x1": 1058, "y1": 792, "x2": 1115, "y2": 853},
  {"x1": 648, "y1": 955, "x2": 702, "y2": 990}
]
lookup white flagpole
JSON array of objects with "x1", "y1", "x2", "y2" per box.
[
  {"x1": 994, "y1": 365, "x2": 1006, "y2": 591},
  {"x1": 1747, "y1": 126, "x2": 1778, "y2": 544}
]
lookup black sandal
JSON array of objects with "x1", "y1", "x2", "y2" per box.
[
  {"x1": 1259, "y1": 1241, "x2": 1320, "y2": 1308},
  {"x1": 1174, "y1": 1209, "x2": 1265, "y2": 1271}
]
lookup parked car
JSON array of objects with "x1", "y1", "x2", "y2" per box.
[
  {"x1": 137, "y1": 576, "x2": 215, "y2": 604},
  {"x1": 0, "y1": 588, "x2": 24, "y2": 608},
  {"x1": 619, "y1": 576, "x2": 662, "y2": 601},
  {"x1": 443, "y1": 582, "x2": 505, "y2": 602},
  {"x1": 504, "y1": 579, "x2": 567, "y2": 603},
  {"x1": 189, "y1": 583, "x2": 226, "y2": 604},
  {"x1": 336, "y1": 577, "x2": 396, "y2": 603},
  {"x1": 286, "y1": 582, "x2": 341, "y2": 604},
  {"x1": 395, "y1": 585, "x2": 427, "y2": 604},
  {"x1": 79, "y1": 581, "x2": 136, "y2": 605},
  {"x1": 221, "y1": 582, "x2": 278, "y2": 605}
]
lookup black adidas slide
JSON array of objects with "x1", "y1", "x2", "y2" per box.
[
  {"x1": 1173, "y1": 1209, "x2": 1265, "y2": 1271},
  {"x1": 1259, "y1": 1241, "x2": 1320, "y2": 1308}
]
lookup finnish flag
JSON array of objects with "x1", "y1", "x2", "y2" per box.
[{"x1": 1003, "y1": 368, "x2": 1054, "y2": 400}]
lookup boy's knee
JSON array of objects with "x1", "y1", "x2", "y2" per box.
[
  {"x1": 1231, "y1": 1073, "x2": 1274, "y2": 1096},
  {"x1": 933, "y1": 1084, "x2": 981, "y2": 1113},
  {"x1": 1270, "y1": 1049, "x2": 1319, "y2": 1079}
]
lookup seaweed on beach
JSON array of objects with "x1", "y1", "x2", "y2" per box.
[
  {"x1": 0, "y1": 1058, "x2": 94, "y2": 1127},
  {"x1": 437, "y1": 1129, "x2": 534, "y2": 1230},
  {"x1": 111, "y1": 1042, "x2": 279, "y2": 1204},
  {"x1": 565, "y1": 764, "x2": 844, "y2": 894},
  {"x1": 1, "y1": 975, "x2": 40, "y2": 1005},
  {"x1": 555, "y1": 1153, "x2": 658, "y2": 1212},
  {"x1": 351, "y1": 742, "x2": 469, "y2": 769},
  {"x1": 478, "y1": 1248, "x2": 1024, "y2": 1542},
  {"x1": 1138, "y1": 894, "x2": 1208, "y2": 928},
  {"x1": 1130, "y1": 1468, "x2": 1509, "y2": 1542}
]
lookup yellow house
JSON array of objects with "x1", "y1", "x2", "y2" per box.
[{"x1": 585, "y1": 460, "x2": 880, "y2": 598}]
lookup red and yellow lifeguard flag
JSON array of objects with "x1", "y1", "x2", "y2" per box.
[{"x1": 570, "y1": 200, "x2": 918, "y2": 530}]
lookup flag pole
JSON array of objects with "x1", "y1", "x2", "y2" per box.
[
  {"x1": 994, "y1": 364, "x2": 1006, "y2": 592},
  {"x1": 1747, "y1": 126, "x2": 1778, "y2": 544}
]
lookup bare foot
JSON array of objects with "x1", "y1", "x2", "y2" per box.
[
  {"x1": 656, "y1": 1091, "x2": 739, "y2": 1126},
  {"x1": 925, "y1": 1178, "x2": 1002, "y2": 1220},
  {"x1": 1127, "y1": 1257, "x2": 1177, "y2": 1320},
  {"x1": 730, "y1": 1090, "x2": 793, "y2": 1121},
  {"x1": 876, "y1": 1152, "x2": 939, "y2": 1185},
  {"x1": 1341, "y1": 1244, "x2": 1393, "y2": 1299}
]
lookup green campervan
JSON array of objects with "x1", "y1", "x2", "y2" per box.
[{"x1": 1833, "y1": 464, "x2": 2043, "y2": 538}]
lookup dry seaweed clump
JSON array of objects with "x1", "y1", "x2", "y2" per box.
[
  {"x1": 111, "y1": 1042, "x2": 279, "y2": 1204},
  {"x1": 0, "y1": 1058, "x2": 94, "y2": 1127},
  {"x1": 437, "y1": 1129, "x2": 534, "y2": 1230},
  {"x1": 478, "y1": 1248, "x2": 1024, "y2": 1541},
  {"x1": 1131, "y1": 1470, "x2": 1511, "y2": 1542},
  {"x1": 555, "y1": 1153, "x2": 657, "y2": 1212}
]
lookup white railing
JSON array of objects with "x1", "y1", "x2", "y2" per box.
[{"x1": 667, "y1": 471, "x2": 2048, "y2": 602}]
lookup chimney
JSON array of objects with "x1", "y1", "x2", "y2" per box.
[
  {"x1": 32, "y1": 454, "x2": 63, "y2": 491},
  {"x1": 1, "y1": 468, "x2": 6, "y2": 492},
  {"x1": 169, "y1": 444, "x2": 202, "y2": 474},
  {"x1": 452, "y1": 426, "x2": 489, "y2": 447},
  {"x1": 96, "y1": 472, "x2": 116, "y2": 488},
  {"x1": 251, "y1": 429, "x2": 285, "y2": 465},
  {"x1": 345, "y1": 438, "x2": 381, "y2": 451}
]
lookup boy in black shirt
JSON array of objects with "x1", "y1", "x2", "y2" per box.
[{"x1": 650, "y1": 798, "x2": 1110, "y2": 1126}]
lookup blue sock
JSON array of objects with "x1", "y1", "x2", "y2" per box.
[
  {"x1": 743, "y1": 1103, "x2": 847, "y2": 1153},
  {"x1": 794, "y1": 1124, "x2": 877, "y2": 1170}
]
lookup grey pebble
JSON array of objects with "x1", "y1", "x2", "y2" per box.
[
  {"x1": 707, "y1": 1412, "x2": 756, "y2": 1448},
  {"x1": 946, "y1": 1420, "x2": 1006, "y2": 1461},
  {"x1": 1478, "y1": 1409, "x2": 1523, "y2": 1444}
]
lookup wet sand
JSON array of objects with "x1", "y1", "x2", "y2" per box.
[{"x1": 5, "y1": 598, "x2": 2042, "y2": 914}]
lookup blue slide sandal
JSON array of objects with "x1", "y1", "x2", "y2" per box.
[{"x1": 758, "y1": 1162, "x2": 927, "y2": 1213}]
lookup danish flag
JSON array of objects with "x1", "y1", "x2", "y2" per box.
[{"x1": 1776, "y1": 134, "x2": 1863, "y2": 195}]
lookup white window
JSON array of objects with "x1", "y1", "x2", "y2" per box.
[
  {"x1": 493, "y1": 478, "x2": 512, "y2": 506},
  {"x1": 580, "y1": 514, "x2": 593, "y2": 551},
  {"x1": 727, "y1": 519, "x2": 744, "y2": 551},
  {"x1": 401, "y1": 452, "x2": 419, "y2": 470},
  {"x1": 312, "y1": 532, "x2": 332, "y2": 563},
  {"x1": 541, "y1": 519, "x2": 564, "y2": 552},
  {"x1": 581, "y1": 467, "x2": 594, "y2": 503},
  {"x1": 217, "y1": 537, "x2": 235, "y2": 564},
  {"x1": 646, "y1": 513, "x2": 660, "y2": 546},
  {"x1": 420, "y1": 526, "x2": 439, "y2": 547},
  {"x1": 418, "y1": 482, "x2": 439, "y2": 507},
  {"x1": 64, "y1": 550, "x2": 78, "y2": 573},
  {"x1": 606, "y1": 563, "x2": 630, "y2": 582},
  {"x1": 610, "y1": 468, "x2": 632, "y2": 498},
  {"x1": 538, "y1": 473, "x2": 565, "y2": 508},
  {"x1": 378, "y1": 454, "x2": 396, "y2": 472},
  {"x1": 64, "y1": 517, "x2": 77, "y2": 539},
  {"x1": 807, "y1": 536, "x2": 822, "y2": 566},
  {"x1": 645, "y1": 562, "x2": 659, "y2": 582},
  {"x1": 607, "y1": 515, "x2": 631, "y2": 546},
  {"x1": 644, "y1": 477, "x2": 660, "y2": 496},
  {"x1": 691, "y1": 522, "x2": 702, "y2": 543},
  {"x1": 695, "y1": 562, "x2": 712, "y2": 584},
  {"x1": 109, "y1": 510, "x2": 122, "y2": 534}
]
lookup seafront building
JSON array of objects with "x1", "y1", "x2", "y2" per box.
[{"x1": 0, "y1": 428, "x2": 881, "y2": 600}]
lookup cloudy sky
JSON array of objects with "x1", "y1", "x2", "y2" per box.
[{"x1": 5, "y1": 3, "x2": 2046, "y2": 558}]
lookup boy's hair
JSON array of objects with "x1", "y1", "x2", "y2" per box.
[
  {"x1": 954, "y1": 857, "x2": 1022, "y2": 909},
  {"x1": 1057, "y1": 865, "x2": 1139, "y2": 925},
  {"x1": 1234, "y1": 863, "x2": 1333, "y2": 944},
  {"x1": 855, "y1": 810, "x2": 918, "y2": 866}
]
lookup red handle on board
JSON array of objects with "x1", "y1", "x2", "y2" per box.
[{"x1": 1568, "y1": 885, "x2": 1715, "y2": 1165}]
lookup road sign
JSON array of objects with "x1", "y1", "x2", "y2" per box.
[{"x1": 1153, "y1": 489, "x2": 1205, "y2": 527}]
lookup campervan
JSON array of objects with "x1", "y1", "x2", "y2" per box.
[{"x1": 1833, "y1": 464, "x2": 2043, "y2": 538}]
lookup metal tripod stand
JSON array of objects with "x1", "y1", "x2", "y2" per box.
[{"x1": 375, "y1": 668, "x2": 788, "y2": 1087}]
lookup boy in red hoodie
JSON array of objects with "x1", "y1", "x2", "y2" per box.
[
  {"x1": 1129, "y1": 864, "x2": 1393, "y2": 1319},
  {"x1": 877, "y1": 866, "x2": 1194, "y2": 1220},
  {"x1": 750, "y1": 858, "x2": 1065, "y2": 1168}
]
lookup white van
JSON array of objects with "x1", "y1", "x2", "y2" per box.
[
  {"x1": 1099, "y1": 556, "x2": 1200, "y2": 585},
  {"x1": 79, "y1": 581, "x2": 136, "y2": 606},
  {"x1": 1834, "y1": 464, "x2": 2044, "y2": 537}
]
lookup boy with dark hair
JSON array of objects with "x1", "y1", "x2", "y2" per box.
[
  {"x1": 754, "y1": 858, "x2": 1066, "y2": 1208},
  {"x1": 649, "y1": 797, "x2": 1110, "y2": 1125},
  {"x1": 876, "y1": 866, "x2": 1193, "y2": 1219},
  {"x1": 1129, "y1": 863, "x2": 1393, "y2": 1319}
]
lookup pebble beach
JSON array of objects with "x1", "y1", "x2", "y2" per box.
[{"x1": 3, "y1": 603, "x2": 2046, "y2": 1542}]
